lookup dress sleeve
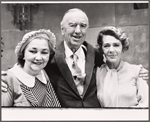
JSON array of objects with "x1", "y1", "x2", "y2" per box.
[
  {"x1": 135, "y1": 65, "x2": 149, "y2": 107},
  {"x1": 136, "y1": 76, "x2": 149, "y2": 107},
  {"x1": 1, "y1": 71, "x2": 14, "y2": 106}
]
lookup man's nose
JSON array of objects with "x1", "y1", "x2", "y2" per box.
[{"x1": 75, "y1": 25, "x2": 81, "y2": 33}]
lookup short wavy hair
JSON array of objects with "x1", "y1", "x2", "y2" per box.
[
  {"x1": 60, "y1": 8, "x2": 89, "y2": 28},
  {"x1": 97, "y1": 26, "x2": 129, "y2": 53}
]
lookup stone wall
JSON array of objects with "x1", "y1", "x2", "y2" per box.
[{"x1": 1, "y1": 3, "x2": 149, "y2": 70}]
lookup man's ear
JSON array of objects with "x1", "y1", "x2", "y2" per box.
[{"x1": 61, "y1": 26, "x2": 65, "y2": 35}]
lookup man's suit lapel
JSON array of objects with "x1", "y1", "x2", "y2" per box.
[
  {"x1": 55, "y1": 42, "x2": 79, "y2": 95},
  {"x1": 82, "y1": 42, "x2": 95, "y2": 97}
]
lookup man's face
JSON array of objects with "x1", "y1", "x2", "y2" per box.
[{"x1": 61, "y1": 11, "x2": 89, "y2": 51}]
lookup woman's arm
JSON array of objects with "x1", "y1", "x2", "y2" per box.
[
  {"x1": 1, "y1": 72, "x2": 14, "y2": 106},
  {"x1": 136, "y1": 76, "x2": 149, "y2": 107}
]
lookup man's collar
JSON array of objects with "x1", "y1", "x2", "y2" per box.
[
  {"x1": 64, "y1": 41, "x2": 86, "y2": 59},
  {"x1": 64, "y1": 41, "x2": 74, "y2": 59}
]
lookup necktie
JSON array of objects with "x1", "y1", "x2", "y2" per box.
[{"x1": 71, "y1": 54, "x2": 85, "y2": 97}]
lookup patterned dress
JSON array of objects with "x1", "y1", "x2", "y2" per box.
[{"x1": 2, "y1": 64, "x2": 61, "y2": 107}]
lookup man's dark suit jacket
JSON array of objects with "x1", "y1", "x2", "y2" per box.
[{"x1": 45, "y1": 41, "x2": 104, "y2": 108}]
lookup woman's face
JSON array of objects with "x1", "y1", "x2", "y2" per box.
[
  {"x1": 102, "y1": 35, "x2": 123, "y2": 66},
  {"x1": 23, "y1": 38, "x2": 50, "y2": 76}
]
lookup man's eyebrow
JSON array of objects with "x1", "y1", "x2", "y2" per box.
[
  {"x1": 81, "y1": 22, "x2": 87, "y2": 25},
  {"x1": 68, "y1": 22, "x2": 76, "y2": 24}
]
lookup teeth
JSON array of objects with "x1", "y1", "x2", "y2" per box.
[
  {"x1": 33, "y1": 62, "x2": 42, "y2": 65},
  {"x1": 73, "y1": 36, "x2": 81, "y2": 38},
  {"x1": 73, "y1": 37, "x2": 81, "y2": 39}
]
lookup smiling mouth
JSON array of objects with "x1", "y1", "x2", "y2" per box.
[
  {"x1": 108, "y1": 55, "x2": 116, "y2": 58},
  {"x1": 72, "y1": 36, "x2": 82, "y2": 40},
  {"x1": 33, "y1": 62, "x2": 43, "y2": 65}
]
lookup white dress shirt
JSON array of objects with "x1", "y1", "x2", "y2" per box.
[{"x1": 64, "y1": 41, "x2": 86, "y2": 76}]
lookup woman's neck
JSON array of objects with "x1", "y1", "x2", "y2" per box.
[
  {"x1": 22, "y1": 65, "x2": 40, "y2": 77},
  {"x1": 106, "y1": 60, "x2": 121, "y2": 70}
]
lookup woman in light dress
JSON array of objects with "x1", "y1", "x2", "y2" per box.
[{"x1": 96, "y1": 26, "x2": 148, "y2": 107}]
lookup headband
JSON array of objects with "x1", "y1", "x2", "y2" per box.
[{"x1": 15, "y1": 29, "x2": 56, "y2": 57}]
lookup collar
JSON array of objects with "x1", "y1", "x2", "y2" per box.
[
  {"x1": 64, "y1": 41, "x2": 85, "y2": 60},
  {"x1": 105, "y1": 61, "x2": 124, "y2": 72},
  {"x1": 9, "y1": 64, "x2": 47, "y2": 87}
]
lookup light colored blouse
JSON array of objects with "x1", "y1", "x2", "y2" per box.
[{"x1": 96, "y1": 61, "x2": 148, "y2": 108}]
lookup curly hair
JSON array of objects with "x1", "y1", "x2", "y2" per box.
[{"x1": 97, "y1": 26, "x2": 129, "y2": 53}]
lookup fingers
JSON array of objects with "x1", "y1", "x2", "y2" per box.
[
  {"x1": 140, "y1": 67, "x2": 148, "y2": 73},
  {"x1": 2, "y1": 87, "x2": 8, "y2": 92},
  {"x1": 139, "y1": 64, "x2": 143, "y2": 68},
  {"x1": 139, "y1": 66, "x2": 149, "y2": 80},
  {"x1": 139, "y1": 76, "x2": 149, "y2": 80},
  {"x1": 139, "y1": 74, "x2": 149, "y2": 81},
  {"x1": 1, "y1": 71, "x2": 7, "y2": 75},
  {"x1": 1, "y1": 81, "x2": 8, "y2": 92},
  {"x1": 1, "y1": 70, "x2": 8, "y2": 92},
  {"x1": 139, "y1": 72, "x2": 149, "y2": 79}
]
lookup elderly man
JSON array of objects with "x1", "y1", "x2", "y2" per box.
[
  {"x1": 45, "y1": 8, "x2": 104, "y2": 107},
  {"x1": 2, "y1": 8, "x2": 148, "y2": 107}
]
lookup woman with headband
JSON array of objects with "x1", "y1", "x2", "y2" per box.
[{"x1": 2, "y1": 29, "x2": 61, "y2": 107}]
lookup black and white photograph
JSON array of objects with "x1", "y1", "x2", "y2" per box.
[{"x1": 1, "y1": 0, "x2": 149, "y2": 121}]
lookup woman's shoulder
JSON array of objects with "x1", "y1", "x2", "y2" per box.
[
  {"x1": 97, "y1": 64, "x2": 106, "y2": 70},
  {"x1": 124, "y1": 62, "x2": 141, "y2": 69},
  {"x1": 3, "y1": 69, "x2": 21, "y2": 88},
  {"x1": 123, "y1": 62, "x2": 141, "y2": 75},
  {"x1": 96, "y1": 64, "x2": 107, "y2": 75},
  {"x1": 4, "y1": 69, "x2": 17, "y2": 80},
  {"x1": 2, "y1": 69, "x2": 31, "y2": 106}
]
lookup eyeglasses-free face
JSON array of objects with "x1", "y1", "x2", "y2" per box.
[
  {"x1": 102, "y1": 35, "x2": 123, "y2": 69},
  {"x1": 23, "y1": 38, "x2": 50, "y2": 76},
  {"x1": 61, "y1": 11, "x2": 89, "y2": 51}
]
